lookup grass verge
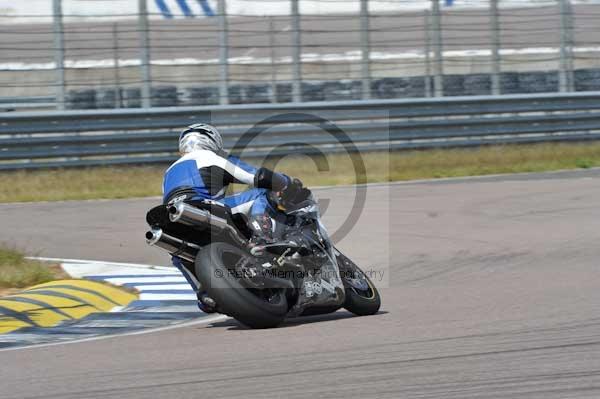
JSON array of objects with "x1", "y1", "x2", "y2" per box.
[
  {"x1": 0, "y1": 246, "x2": 67, "y2": 294},
  {"x1": 1, "y1": 142, "x2": 600, "y2": 203}
]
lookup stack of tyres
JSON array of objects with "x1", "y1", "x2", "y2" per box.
[
  {"x1": 500, "y1": 72, "x2": 521, "y2": 94},
  {"x1": 182, "y1": 86, "x2": 219, "y2": 106},
  {"x1": 151, "y1": 85, "x2": 178, "y2": 107},
  {"x1": 66, "y1": 89, "x2": 96, "y2": 109},
  {"x1": 322, "y1": 80, "x2": 362, "y2": 101},
  {"x1": 122, "y1": 88, "x2": 142, "y2": 108},
  {"x1": 574, "y1": 69, "x2": 600, "y2": 91},
  {"x1": 463, "y1": 74, "x2": 491, "y2": 96},
  {"x1": 518, "y1": 71, "x2": 558, "y2": 93},
  {"x1": 443, "y1": 75, "x2": 464, "y2": 97},
  {"x1": 228, "y1": 85, "x2": 243, "y2": 104},
  {"x1": 275, "y1": 83, "x2": 293, "y2": 103},
  {"x1": 59, "y1": 67, "x2": 600, "y2": 111},
  {"x1": 372, "y1": 78, "x2": 407, "y2": 99},
  {"x1": 244, "y1": 84, "x2": 272, "y2": 103},
  {"x1": 95, "y1": 88, "x2": 121, "y2": 109},
  {"x1": 405, "y1": 77, "x2": 426, "y2": 98},
  {"x1": 301, "y1": 82, "x2": 326, "y2": 102}
]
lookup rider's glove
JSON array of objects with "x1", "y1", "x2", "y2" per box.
[
  {"x1": 254, "y1": 167, "x2": 289, "y2": 192},
  {"x1": 255, "y1": 168, "x2": 308, "y2": 208}
]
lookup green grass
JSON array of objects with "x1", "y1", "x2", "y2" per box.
[
  {"x1": 0, "y1": 246, "x2": 65, "y2": 290},
  {"x1": 1, "y1": 142, "x2": 600, "y2": 203}
]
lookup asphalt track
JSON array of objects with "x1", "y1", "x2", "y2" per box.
[{"x1": 1, "y1": 169, "x2": 600, "y2": 398}]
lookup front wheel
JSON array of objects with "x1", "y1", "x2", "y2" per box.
[
  {"x1": 336, "y1": 250, "x2": 381, "y2": 316},
  {"x1": 343, "y1": 271, "x2": 381, "y2": 316},
  {"x1": 195, "y1": 242, "x2": 288, "y2": 329}
]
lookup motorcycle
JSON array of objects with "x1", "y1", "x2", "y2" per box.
[{"x1": 145, "y1": 190, "x2": 381, "y2": 329}]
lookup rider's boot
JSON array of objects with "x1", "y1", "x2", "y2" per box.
[{"x1": 197, "y1": 291, "x2": 217, "y2": 313}]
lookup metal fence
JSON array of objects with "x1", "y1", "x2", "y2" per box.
[
  {"x1": 1, "y1": 91, "x2": 600, "y2": 170},
  {"x1": 1, "y1": 0, "x2": 600, "y2": 110}
]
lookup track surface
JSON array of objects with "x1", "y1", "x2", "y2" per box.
[{"x1": 1, "y1": 170, "x2": 600, "y2": 398}]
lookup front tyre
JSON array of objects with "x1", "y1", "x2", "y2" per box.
[
  {"x1": 336, "y1": 250, "x2": 381, "y2": 316},
  {"x1": 343, "y1": 271, "x2": 381, "y2": 316},
  {"x1": 195, "y1": 242, "x2": 288, "y2": 329}
]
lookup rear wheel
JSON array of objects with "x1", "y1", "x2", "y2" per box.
[{"x1": 195, "y1": 242, "x2": 288, "y2": 329}]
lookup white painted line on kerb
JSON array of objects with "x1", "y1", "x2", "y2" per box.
[
  {"x1": 139, "y1": 293, "x2": 197, "y2": 301},
  {"x1": 0, "y1": 256, "x2": 221, "y2": 352},
  {"x1": 102, "y1": 277, "x2": 188, "y2": 285},
  {"x1": 0, "y1": 314, "x2": 229, "y2": 353},
  {"x1": 29, "y1": 256, "x2": 173, "y2": 271},
  {"x1": 133, "y1": 284, "x2": 193, "y2": 291}
]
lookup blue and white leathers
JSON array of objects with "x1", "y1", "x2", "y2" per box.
[
  {"x1": 163, "y1": 149, "x2": 290, "y2": 312},
  {"x1": 162, "y1": 149, "x2": 281, "y2": 217}
]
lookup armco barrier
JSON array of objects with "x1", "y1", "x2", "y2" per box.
[{"x1": 1, "y1": 92, "x2": 600, "y2": 170}]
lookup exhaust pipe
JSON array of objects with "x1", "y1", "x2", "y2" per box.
[
  {"x1": 168, "y1": 202, "x2": 246, "y2": 246},
  {"x1": 168, "y1": 202, "x2": 225, "y2": 227},
  {"x1": 145, "y1": 228, "x2": 199, "y2": 263}
]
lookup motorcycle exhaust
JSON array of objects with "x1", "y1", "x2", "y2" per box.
[
  {"x1": 168, "y1": 202, "x2": 246, "y2": 246},
  {"x1": 169, "y1": 202, "x2": 224, "y2": 227},
  {"x1": 145, "y1": 228, "x2": 199, "y2": 263}
]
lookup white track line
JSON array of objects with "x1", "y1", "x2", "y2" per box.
[
  {"x1": 100, "y1": 277, "x2": 188, "y2": 284},
  {"x1": 312, "y1": 166, "x2": 600, "y2": 190},
  {"x1": 28, "y1": 256, "x2": 172, "y2": 270},
  {"x1": 0, "y1": 314, "x2": 229, "y2": 353},
  {"x1": 139, "y1": 293, "x2": 197, "y2": 300},
  {"x1": 131, "y1": 284, "x2": 193, "y2": 290}
]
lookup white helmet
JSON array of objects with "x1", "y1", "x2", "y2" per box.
[{"x1": 178, "y1": 123, "x2": 224, "y2": 155}]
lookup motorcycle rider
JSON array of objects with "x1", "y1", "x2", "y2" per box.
[{"x1": 162, "y1": 123, "x2": 304, "y2": 312}]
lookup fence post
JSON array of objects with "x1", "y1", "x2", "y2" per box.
[
  {"x1": 424, "y1": 10, "x2": 432, "y2": 97},
  {"x1": 138, "y1": 0, "x2": 152, "y2": 108},
  {"x1": 431, "y1": 0, "x2": 444, "y2": 97},
  {"x1": 52, "y1": 0, "x2": 65, "y2": 110},
  {"x1": 567, "y1": 0, "x2": 575, "y2": 91},
  {"x1": 113, "y1": 23, "x2": 122, "y2": 108},
  {"x1": 490, "y1": 0, "x2": 501, "y2": 95},
  {"x1": 360, "y1": 0, "x2": 371, "y2": 99},
  {"x1": 291, "y1": 0, "x2": 302, "y2": 102},
  {"x1": 269, "y1": 17, "x2": 278, "y2": 103},
  {"x1": 218, "y1": 0, "x2": 229, "y2": 105},
  {"x1": 559, "y1": 0, "x2": 574, "y2": 92}
]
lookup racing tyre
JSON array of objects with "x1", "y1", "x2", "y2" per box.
[
  {"x1": 195, "y1": 242, "x2": 288, "y2": 329},
  {"x1": 336, "y1": 250, "x2": 381, "y2": 316},
  {"x1": 343, "y1": 271, "x2": 381, "y2": 316}
]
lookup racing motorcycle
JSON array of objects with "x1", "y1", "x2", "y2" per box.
[{"x1": 145, "y1": 189, "x2": 381, "y2": 329}]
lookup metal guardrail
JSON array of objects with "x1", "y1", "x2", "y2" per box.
[{"x1": 1, "y1": 92, "x2": 600, "y2": 170}]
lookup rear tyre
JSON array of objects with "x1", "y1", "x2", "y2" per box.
[{"x1": 195, "y1": 242, "x2": 288, "y2": 329}]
